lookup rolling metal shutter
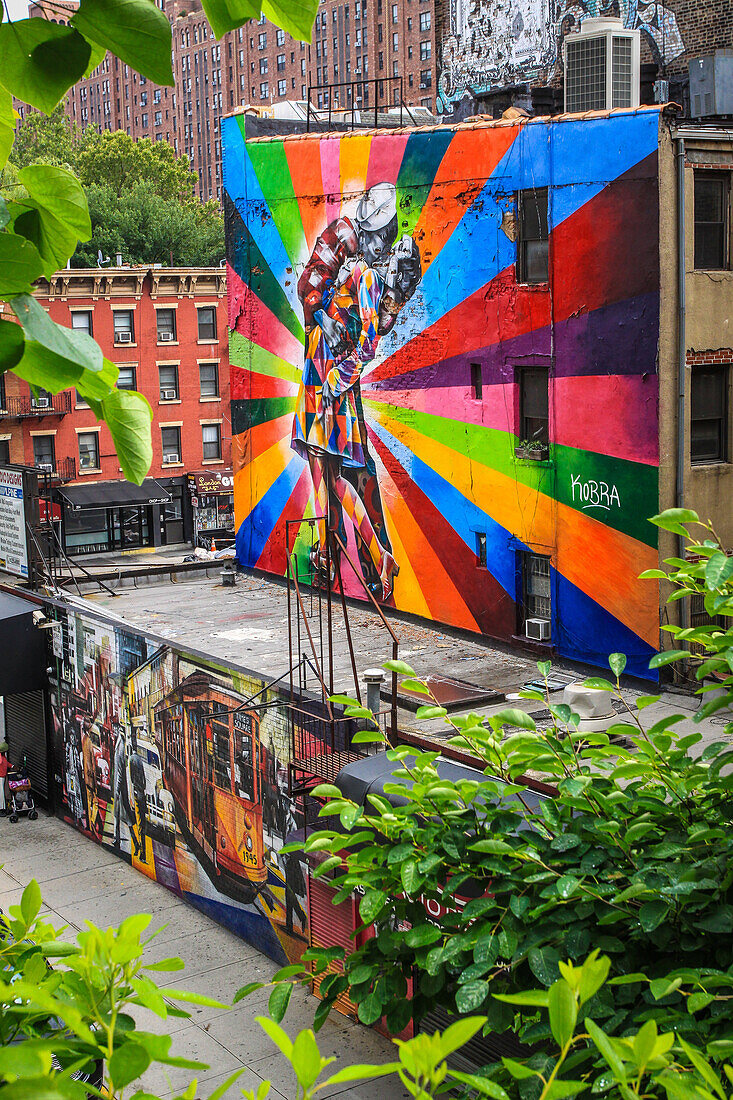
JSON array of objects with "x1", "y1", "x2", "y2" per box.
[{"x1": 4, "y1": 691, "x2": 48, "y2": 802}]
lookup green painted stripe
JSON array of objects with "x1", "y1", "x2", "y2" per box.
[
  {"x1": 229, "y1": 330, "x2": 301, "y2": 385},
  {"x1": 395, "y1": 130, "x2": 454, "y2": 240},
  {"x1": 366, "y1": 400, "x2": 657, "y2": 548},
  {"x1": 231, "y1": 396, "x2": 296, "y2": 436},
  {"x1": 247, "y1": 141, "x2": 305, "y2": 269}
]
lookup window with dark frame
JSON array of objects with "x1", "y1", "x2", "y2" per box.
[
  {"x1": 161, "y1": 426, "x2": 181, "y2": 462},
  {"x1": 0, "y1": 440, "x2": 9, "y2": 465},
  {"x1": 202, "y1": 423, "x2": 222, "y2": 461},
  {"x1": 78, "y1": 431, "x2": 100, "y2": 470},
  {"x1": 691, "y1": 365, "x2": 727, "y2": 464},
  {"x1": 158, "y1": 364, "x2": 179, "y2": 401},
  {"x1": 694, "y1": 172, "x2": 729, "y2": 271},
  {"x1": 476, "y1": 532, "x2": 487, "y2": 568},
  {"x1": 523, "y1": 552, "x2": 551, "y2": 622},
  {"x1": 199, "y1": 362, "x2": 219, "y2": 398},
  {"x1": 117, "y1": 366, "x2": 136, "y2": 390},
  {"x1": 156, "y1": 308, "x2": 177, "y2": 341},
  {"x1": 197, "y1": 306, "x2": 217, "y2": 340},
  {"x1": 71, "y1": 311, "x2": 93, "y2": 336},
  {"x1": 471, "y1": 362, "x2": 483, "y2": 400},
  {"x1": 113, "y1": 310, "x2": 134, "y2": 342},
  {"x1": 33, "y1": 434, "x2": 55, "y2": 470},
  {"x1": 519, "y1": 366, "x2": 549, "y2": 447},
  {"x1": 517, "y1": 187, "x2": 549, "y2": 284}
]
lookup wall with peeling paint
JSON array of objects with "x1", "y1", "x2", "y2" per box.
[{"x1": 223, "y1": 108, "x2": 663, "y2": 679}]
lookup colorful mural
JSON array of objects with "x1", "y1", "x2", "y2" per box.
[
  {"x1": 437, "y1": 0, "x2": 686, "y2": 114},
  {"x1": 224, "y1": 109, "x2": 662, "y2": 679},
  {"x1": 48, "y1": 605, "x2": 309, "y2": 964}
]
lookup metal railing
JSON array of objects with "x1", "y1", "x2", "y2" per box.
[
  {"x1": 0, "y1": 392, "x2": 72, "y2": 418},
  {"x1": 306, "y1": 75, "x2": 417, "y2": 132}
]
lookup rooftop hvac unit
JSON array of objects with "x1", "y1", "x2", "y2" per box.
[
  {"x1": 525, "y1": 617, "x2": 551, "y2": 642},
  {"x1": 162, "y1": 453, "x2": 180, "y2": 464},
  {"x1": 161, "y1": 389, "x2": 178, "y2": 401},
  {"x1": 688, "y1": 51, "x2": 733, "y2": 117},
  {"x1": 115, "y1": 331, "x2": 132, "y2": 344},
  {"x1": 159, "y1": 331, "x2": 175, "y2": 342},
  {"x1": 564, "y1": 17, "x2": 640, "y2": 114}
]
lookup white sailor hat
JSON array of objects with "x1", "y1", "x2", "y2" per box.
[{"x1": 355, "y1": 182, "x2": 397, "y2": 232}]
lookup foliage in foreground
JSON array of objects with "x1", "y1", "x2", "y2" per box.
[{"x1": 0, "y1": 0, "x2": 317, "y2": 482}]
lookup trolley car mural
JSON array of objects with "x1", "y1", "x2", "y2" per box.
[{"x1": 48, "y1": 604, "x2": 309, "y2": 966}]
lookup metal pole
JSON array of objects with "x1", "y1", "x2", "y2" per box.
[
  {"x1": 390, "y1": 639, "x2": 398, "y2": 746},
  {"x1": 325, "y1": 532, "x2": 334, "y2": 696}
]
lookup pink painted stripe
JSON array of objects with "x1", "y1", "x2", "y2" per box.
[
  {"x1": 363, "y1": 383, "x2": 517, "y2": 434},
  {"x1": 227, "y1": 264, "x2": 302, "y2": 366},
  {"x1": 553, "y1": 374, "x2": 659, "y2": 465},
  {"x1": 321, "y1": 138, "x2": 343, "y2": 225},
  {"x1": 365, "y1": 133, "x2": 410, "y2": 190}
]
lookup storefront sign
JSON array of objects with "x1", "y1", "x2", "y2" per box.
[
  {"x1": 189, "y1": 472, "x2": 234, "y2": 495},
  {"x1": 0, "y1": 468, "x2": 28, "y2": 578}
]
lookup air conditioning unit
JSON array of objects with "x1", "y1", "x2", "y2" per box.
[
  {"x1": 159, "y1": 331, "x2": 175, "y2": 342},
  {"x1": 525, "y1": 617, "x2": 551, "y2": 642},
  {"x1": 564, "y1": 18, "x2": 640, "y2": 113},
  {"x1": 161, "y1": 389, "x2": 178, "y2": 400},
  {"x1": 162, "y1": 453, "x2": 180, "y2": 464},
  {"x1": 36, "y1": 463, "x2": 54, "y2": 472},
  {"x1": 34, "y1": 398, "x2": 51, "y2": 408},
  {"x1": 688, "y1": 51, "x2": 733, "y2": 118},
  {"x1": 115, "y1": 331, "x2": 132, "y2": 344}
]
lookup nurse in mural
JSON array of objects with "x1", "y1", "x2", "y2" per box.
[{"x1": 294, "y1": 183, "x2": 421, "y2": 602}]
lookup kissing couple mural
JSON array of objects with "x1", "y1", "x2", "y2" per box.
[{"x1": 293, "y1": 181, "x2": 422, "y2": 603}]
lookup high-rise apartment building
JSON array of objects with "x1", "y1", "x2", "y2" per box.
[{"x1": 21, "y1": 0, "x2": 437, "y2": 203}]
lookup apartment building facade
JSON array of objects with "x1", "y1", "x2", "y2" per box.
[
  {"x1": 0, "y1": 267, "x2": 233, "y2": 555},
  {"x1": 22, "y1": 0, "x2": 438, "y2": 203}
]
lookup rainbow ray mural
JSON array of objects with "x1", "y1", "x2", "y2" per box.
[{"x1": 223, "y1": 109, "x2": 663, "y2": 679}]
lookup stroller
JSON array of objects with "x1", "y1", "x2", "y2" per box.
[{"x1": 7, "y1": 756, "x2": 38, "y2": 823}]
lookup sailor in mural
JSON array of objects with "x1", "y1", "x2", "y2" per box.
[{"x1": 294, "y1": 184, "x2": 421, "y2": 601}]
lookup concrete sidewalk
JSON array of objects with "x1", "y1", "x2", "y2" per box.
[{"x1": 0, "y1": 812, "x2": 408, "y2": 1100}]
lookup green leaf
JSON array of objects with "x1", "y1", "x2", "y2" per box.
[
  {"x1": 0, "y1": 1046, "x2": 52, "y2": 1078},
  {"x1": 206, "y1": 1069, "x2": 247, "y2": 1100},
  {"x1": 233, "y1": 981, "x2": 265, "y2": 1003},
  {"x1": 163, "y1": 989, "x2": 229, "y2": 1009},
  {"x1": 360, "y1": 890, "x2": 387, "y2": 924},
  {"x1": 632, "y1": 1020, "x2": 658, "y2": 1069},
  {"x1": 109, "y1": 1041, "x2": 152, "y2": 1090},
  {"x1": 502, "y1": 1058, "x2": 540, "y2": 1080},
  {"x1": 0, "y1": 20, "x2": 92, "y2": 114},
  {"x1": 608, "y1": 653, "x2": 627, "y2": 678},
  {"x1": 583, "y1": 677, "x2": 616, "y2": 692},
  {"x1": 72, "y1": 0, "x2": 174, "y2": 85},
  {"x1": 556, "y1": 875, "x2": 581, "y2": 899},
  {"x1": 639, "y1": 901, "x2": 668, "y2": 932},
  {"x1": 586, "y1": 1019, "x2": 626, "y2": 1082},
  {"x1": 649, "y1": 977, "x2": 682, "y2": 1001},
  {"x1": 405, "y1": 924, "x2": 442, "y2": 948},
  {"x1": 0, "y1": 235, "x2": 44, "y2": 297},
  {"x1": 400, "y1": 679, "x2": 430, "y2": 695},
  {"x1": 493, "y1": 990, "x2": 550, "y2": 1008},
  {"x1": 687, "y1": 992, "x2": 714, "y2": 1014},
  {"x1": 493, "y1": 708, "x2": 537, "y2": 731},
  {"x1": 649, "y1": 508, "x2": 699, "y2": 531},
  {"x1": 705, "y1": 552, "x2": 733, "y2": 590},
  {"x1": 382, "y1": 658, "x2": 417, "y2": 677},
  {"x1": 648, "y1": 650, "x2": 689, "y2": 669},
  {"x1": 14, "y1": 165, "x2": 92, "y2": 277},
  {"x1": 310, "y1": 784, "x2": 342, "y2": 799},
  {"x1": 99, "y1": 387, "x2": 153, "y2": 484},
  {"x1": 324, "y1": 1063, "x2": 401, "y2": 1087},
  {"x1": 450, "y1": 1071, "x2": 510, "y2": 1099},
  {"x1": 261, "y1": 0, "x2": 319, "y2": 41},
  {"x1": 143, "y1": 957, "x2": 185, "y2": 972},
  {"x1": 455, "y1": 979, "x2": 490, "y2": 1013},
  {"x1": 199, "y1": 0, "x2": 259, "y2": 38},
  {"x1": 438, "y1": 1017, "x2": 487, "y2": 1057},
  {"x1": 256, "y1": 1016, "x2": 293, "y2": 1060},
  {"x1": 19, "y1": 879, "x2": 41, "y2": 925},
  {"x1": 548, "y1": 980, "x2": 577, "y2": 1048},
  {"x1": 268, "y1": 981, "x2": 293, "y2": 1023},
  {"x1": 357, "y1": 991, "x2": 384, "y2": 1026},
  {"x1": 400, "y1": 859, "x2": 421, "y2": 895},
  {"x1": 290, "y1": 1029, "x2": 324, "y2": 1091},
  {"x1": 415, "y1": 705, "x2": 448, "y2": 720},
  {"x1": 0, "y1": 89, "x2": 16, "y2": 171},
  {"x1": 12, "y1": 293, "x2": 102, "y2": 374}
]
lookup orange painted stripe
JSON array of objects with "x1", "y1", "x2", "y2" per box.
[
  {"x1": 340, "y1": 133, "x2": 372, "y2": 202},
  {"x1": 412, "y1": 125, "x2": 520, "y2": 273},
  {"x1": 234, "y1": 433, "x2": 295, "y2": 523},
  {"x1": 284, "y1": 139, "x2": 325, "y2": 257}
]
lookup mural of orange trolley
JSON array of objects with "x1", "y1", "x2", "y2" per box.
[{"x1": 154, "y1": 670, "x2": 267, "y2": 904}]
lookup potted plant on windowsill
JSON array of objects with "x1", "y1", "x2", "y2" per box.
[{"x1": 515, "y1": 438, "x2": 549, "y2": 461}]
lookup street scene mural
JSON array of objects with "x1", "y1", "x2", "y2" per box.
[
  {"x1": 48, "y1": 606, "x2": 308, "y2": 965},
  {"x1": 224, "y1": 109, "x2": 662, "y2": 678},
  {"x1": 437, "y1": 0, "x2": 686, "y2": 113}
]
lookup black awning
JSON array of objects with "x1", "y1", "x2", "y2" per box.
[{"x1": 58, "y1": 479, "x2": 171, "y2": 510}]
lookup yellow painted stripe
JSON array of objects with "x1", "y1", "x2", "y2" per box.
[{"x1": 234, "y1": 434, "x2": 295, "y2": 523}]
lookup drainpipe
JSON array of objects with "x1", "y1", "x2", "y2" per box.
[{"x1": 673, "y1": 130, "x2": 687, "y2": 633}]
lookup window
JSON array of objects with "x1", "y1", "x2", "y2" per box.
[
  {"x1": 202, "y1": 423, "x2": 222, "y2": 461},
  {"x1": 420, "y1": 39, "x2": 431, "y2": 59},
  {"x1": 159, "y1": 364, "x2": 179, "y2": 400},
  {"x1": 471, "y1": 362, "x2": 482, "y2": 400},
  {"x1": 391, "y1": 3, "x2": 398, "y2": 20},
  {"x1": 0, "y1": 440, "x2": 8, "y2": 464},
  {"x1": 161, "y1": 426, "x2": 181, "y2": 463},
  {"x1": 276, "y1": 27, "x2": 285, "y2": 45},
  {"x1": 392, "y1": 31, "x2": 398, "y2": 48},
  {"x1": 519, "y1": 366, "x2": 549, "y2": 448},
  {"x1": 277, "y1": 52, "x2": 286, "y2": 69},
  {"x1": 199, "y1": 362, "x2": 219, "y2": 398},
  {"x1": 197, "y1": 306, "x2": 217, "y2": 340},
  {"x1": 258, "y1": 31, "x2": 266, "y2": 48},
  {"x1": 420, "y1": 68, "x2": 431, "y2": 86},
  {"x1": 33, "y1": 435, "x2": 55, "y2": 470},
  {"x1": 156, "y1": 307, "x2": 176, "y2": 341},
  {"x1": 71, "y1": 310, "x2": 93, "y2": 336},
  {"x1": 260, "y1": 81, "x2": 269, "y2": 98},
  {"x1": 260, "y1": 56, "x2": 268, "y2": 73},
  {"x1": 277, "y1": 79, "x2": 286, "y2": 96},
  {"x1": 117, "y1": 366, "x2": 136, "y2": 390},
  {"x1": 154, "y1": 110, "x2": 162, "y2": 126},
  {"x1": 694, "y1": 172, "x2": 730, "y2": 270},
  {"x1": 141, "y1": 112, "x2": 148, "y2": 127},
  {"x1": 476, "y1": 532, "x2": 487, "y2": 568},
  {"x1": 113, "y1": 309, "x2": 134, "y2": 343},
  {"x1": 78, "y1": 431, "x2": 100, "y2": 470},
  {"x1": 523, "y1": 552, "x2": 551, "y2": 623},
  {"x1": 691, "y1": 365, "x2": 727, "y2": 464},
  {"x1": 420, "y1": 10, "x2": 431, "y2": 29},
  {"x1": 517, "y1": 187, "x2": 549, "y2": 284}
]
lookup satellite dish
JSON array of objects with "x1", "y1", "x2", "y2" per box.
[{"x1": 97, "y1": 250, "x2": 110, "y2": 266}]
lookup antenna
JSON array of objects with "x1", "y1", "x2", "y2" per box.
[{"x1": 97, "y1": 250, "x2": 110, "y2": 266}]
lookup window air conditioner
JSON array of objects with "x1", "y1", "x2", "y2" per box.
[
  {"x1": 36, "y1": 463, "x2": 54, "y2": 472},
  {"x1": 525, "y1": 617, "x2": 551, "y2": 642},
  {"x1": 564, "y1": 18, "x2": 640, "y2": 113},
  {"x1": 115, "y1": 331, "x2": 132, "y2": 343},
  {"x1": 161, "y1": 389, "x2": 178, "y2": 400},
  {"x1": 163, "y1": 453, "x2": 180, "y2": 464},
  {"x1": 159, "y1": 331, "x2": 175, "y2": 342}
]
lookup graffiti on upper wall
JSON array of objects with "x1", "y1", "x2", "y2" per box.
[
  {"x1": 224, "y1": 110, "x2": 662, "y2": 679},
  {"x1": 49, "y1": 608, "x2": 308, "y2": 964},
  {"x1": 438, "y1": 0, "x2": 686, "y2": 112}
]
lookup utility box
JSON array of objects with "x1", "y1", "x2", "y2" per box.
[{"x1": 688, "y1": 51, "x2": 733, "y2": 117}]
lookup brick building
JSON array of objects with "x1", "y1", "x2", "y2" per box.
[
  {"x1": 0, "y1": 266, "x2": 233, "y2": 555},
  {"x1": 21, "y1": 0, "x2": 438, "y2": 203}
]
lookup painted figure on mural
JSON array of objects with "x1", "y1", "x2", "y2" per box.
[
  {"x1": 112, "y1": 722, "x2": 132, "y2": 851},
  {"x1": 295, "y1": 183, "x2": 422, "y2": 601},
  {"x1": 128, "y1": 729, "x2": 148, "y2": 863}
]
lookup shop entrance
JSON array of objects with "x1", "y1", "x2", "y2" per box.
[{"x1": 58, "y1": 480, "x2": 171, "y2": 556}]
